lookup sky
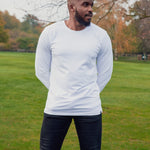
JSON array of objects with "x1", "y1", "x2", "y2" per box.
[
  {"x1": 0, "y1": 0, "x2": 26, "y2": 21},
  {"x1": 0, "y1": 0, "x2": 68, "y2": 22},
  {"x1": 0, "y1": 0, "x2": 137, "y2": 22}
]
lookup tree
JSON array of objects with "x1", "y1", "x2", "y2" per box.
[
  {"x1": 0, "y1": 11, "x2": 9, "y2": 43},
  {"x1": 2, "y1": 10, "x2": 21, "y2": 30},
  {"x1": 21, "y1": 14, "x2": 43, "y2": 34},
  {"x1": 17, "y1": 36, "x2": 38, "y2": 50},
  {"x1": 92, "y1": 0, "x2": 139, "y2": 60},
  {"x1": 92, "y1": 0, "x2": 127, "y2": 24},
  {"x1": 128, "y1": 0, "x2": 150, "y2": 56}
]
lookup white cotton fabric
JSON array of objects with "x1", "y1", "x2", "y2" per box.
[{"x1": 35, "y1": 21, "x2": 113, "y2": 116}]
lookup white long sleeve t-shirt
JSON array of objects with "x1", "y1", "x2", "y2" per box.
[{"x1": 35, "y1": 21, "x2": 113, "y2": 116}]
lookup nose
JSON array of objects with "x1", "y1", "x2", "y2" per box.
[{"x1": 88, "y1": 5, "x2": 93, "y2": 13}]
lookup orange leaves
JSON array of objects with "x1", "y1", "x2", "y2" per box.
[
  {"x1": 0, "y1": 11, "x2": 9, "y2": 43},
  {"x1": 92, "y1": 0, "x2": 139, "y2": 55}
]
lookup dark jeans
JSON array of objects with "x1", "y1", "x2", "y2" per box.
[{"x1": 40, "y1": 113, "x2": 102, "y2": 150}]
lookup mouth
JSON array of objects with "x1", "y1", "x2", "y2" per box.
[
  {"x1": 85, "y1": 14, "x2": 93, "y2": 19},
  {"x1": 85, "y1": 16, "x2": 92, "y2": 21},
  {"x1": 85, "y1": 15, "x2": 92, "y2": 17},
  {"x1": 86, "y1": 16, "x2": 92, "y2": 19}
]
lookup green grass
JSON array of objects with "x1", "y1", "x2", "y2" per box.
[{"x1": 0, "y1": 52, "x2": 150, "y2": 150}]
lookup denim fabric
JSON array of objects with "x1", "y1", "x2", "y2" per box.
[{"x1": 40, "y1": 113, "x2": 102, "y2": 150}]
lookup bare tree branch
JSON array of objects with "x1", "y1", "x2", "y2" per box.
[
  {"x1": 16, "y1": 0, "x2": 68, "y2": 24},
  {"x1": 96, "y1": 0, "x2": 116, "y2": 24},
  {"x1": 126, "y1": 0, "x2": 150, "y2": 20},
  {"x1": 16, "y1": 0, "x2": 128, "y2": 24}
]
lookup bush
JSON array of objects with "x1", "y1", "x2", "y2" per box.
[{"x1": 17, "y1": 36, "x2": 38, "y2": 50}]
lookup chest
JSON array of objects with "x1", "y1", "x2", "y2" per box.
[{"x1": 50, "y1": 33, "x2": 101, "y2": 59}]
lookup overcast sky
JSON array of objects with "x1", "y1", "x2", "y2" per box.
[
  {"x1": 0, "y1": 0, "x2": 137, "y2": 22},
  {"x1": 0, "y1": 0, "x2": 26, "y2": 21}
]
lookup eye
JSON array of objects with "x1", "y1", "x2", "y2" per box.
[
  {"x1": 83, "y1": 2, "x2": 89, "y2": 7},
  {"x1": 83, "y1": 2, "x2": 94, "y2": 7}
]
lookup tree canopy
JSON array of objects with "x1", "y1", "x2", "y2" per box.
[
  {"x1": 0, "y1": 11, "x2": 43, "y2": 51},
  {"x1": 128, "y1": 0, "x2": 150, "y2": 55},
  {"x1": 0, "y1": 11, "x2": 9, "y2": 43}
]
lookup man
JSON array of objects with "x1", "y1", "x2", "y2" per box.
[{"x1": 35, "y1": 0, "x2": 113, "y2": 149}]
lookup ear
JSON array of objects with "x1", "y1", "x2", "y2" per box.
[{"x1": 69, "y1": 4, "x2": 76, "y2": 12}]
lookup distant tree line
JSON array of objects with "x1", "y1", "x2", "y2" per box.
[
  {"x1": 0, "y1": 0, "x2": 149, "y2": 58},
  {"x1": 0, "y1": 10, "x2": 44, "y2": 51}
]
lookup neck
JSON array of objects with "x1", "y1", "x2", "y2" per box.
[{"x1": 65, "y1": 18, "x2": 86, "y2": 31}]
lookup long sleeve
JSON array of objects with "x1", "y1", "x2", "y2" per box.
[
  {"x1": 96, "y1": 32, "x2": 113, "y2": 93},
  {"x1": 35, "y1": 28, "x2": 52, "y2": 89}
]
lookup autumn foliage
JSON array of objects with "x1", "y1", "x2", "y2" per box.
[
  {"x1": 0, "y1": 11, "x2": 43, "y2": 51},
  {"x1": 128, "y1": 0, "x2": 150, "y2": 55},
  {"x1": 92, "y1": 0, "x2": 141, "y2": 59},
  {"x1": 0, "y1": 0, "x2": 149, "y2": 56},
  {"x1": 0, "y1": 12, "x2": 9, "y2": 44}
]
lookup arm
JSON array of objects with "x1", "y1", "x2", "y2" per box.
[
  {"x1": 35, "y1": 27, "x2": 52, "y2": 89},
  {"x1": 96, "y1": 32, "x2": 113, "y2": 93}
]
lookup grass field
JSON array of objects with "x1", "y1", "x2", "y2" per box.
[{"x1": 0, "y1": 52, "x2": 150, "y2": 150}]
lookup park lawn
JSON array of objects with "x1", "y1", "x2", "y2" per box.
[{"x1": 0, "y1": 52, "x2": 150, "y2": 150}]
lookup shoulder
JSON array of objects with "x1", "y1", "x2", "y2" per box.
[
  {"x1": 39, "y1": 21, "x2": 63, "y2": 40},
  {"x1": 90, "y1": 23, "x2": 112, "y2": 52},
  {"x1": 90, "y1": 23, "x2": 111, "y2": 41},
  {"x1": 90, "y1": 23, "x2": 107, "y2": 35},
  {"x1": 90, "y1": 23, "x2": 111, "y2": 42},
  {"x1": 43, "y1": 21, "x2": 63, "y2": 33}
]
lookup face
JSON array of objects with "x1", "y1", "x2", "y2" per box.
[{"x1": 73, "y1": 0, "x2": 94, "y2": 26}]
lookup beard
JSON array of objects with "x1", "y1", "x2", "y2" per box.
[{"x1": 75, "y1": 10, "x2": 92, "y2": 27}]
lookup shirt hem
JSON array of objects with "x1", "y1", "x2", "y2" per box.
[{"x1": 44, "y1": 109, "x2": 103, "y2": 116}]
